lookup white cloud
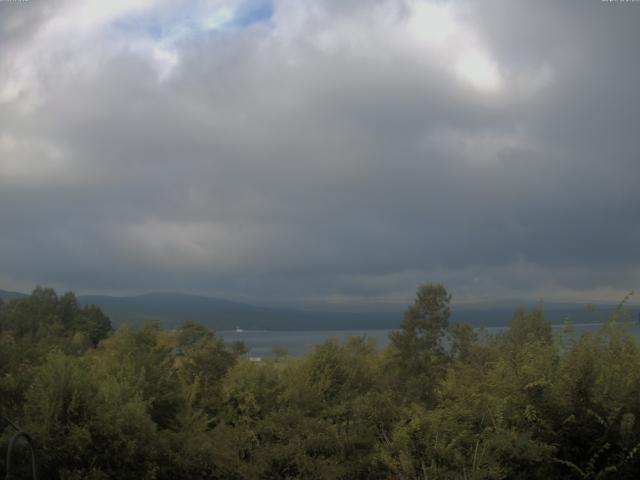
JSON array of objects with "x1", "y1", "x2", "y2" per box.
[
  {"x1": 117, "y1": 220, "x2": 281, "y2": 272},
  {"x1": 46, "y1": 0, "x2": 156, "y2": 34},
  {"x1": 201, "y1": 7, "x2": 235, "y2": 31},
  {"x1": 0, "y1": 133, "x2": 73, "y2": 184},
  {"x1": 404, "y1": 0, "x2": 503, "y2": 92},
  {"x1": 454, "y1": 49, "x2": 501, "y2": 92}
]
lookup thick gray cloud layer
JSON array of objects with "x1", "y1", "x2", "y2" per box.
[{"x1": 1, "y1": 0, "x2": 639, "y2": 305}]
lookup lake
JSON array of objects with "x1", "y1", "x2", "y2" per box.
[{"x1": 219, "y1": 321, "x2": 640, "y2": 358}]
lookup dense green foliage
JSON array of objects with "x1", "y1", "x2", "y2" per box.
[{"x1": 1, "y1": 285, "x2": 640, "y2": 479}]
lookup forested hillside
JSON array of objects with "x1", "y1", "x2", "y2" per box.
[{"x1": 1, "y1": 285, "x2": 640, "y2": 479}]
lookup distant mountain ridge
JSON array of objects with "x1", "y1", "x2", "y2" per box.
[
  {"x1": 1, "y1": 289, "x2": 638, "y2": 331},
  {"x1": 0, "y1": 289, "x2": 27, "y2": 301},
  {"x1": 77, "y1": 292, "x2": 400, "y2": 330}
]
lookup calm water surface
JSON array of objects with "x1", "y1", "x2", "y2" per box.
[{"x1": 219, "y1": 322, "x2": 640, "y2": 358}]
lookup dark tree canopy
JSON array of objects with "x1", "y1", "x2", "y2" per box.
[
  {"x1": 2, "y1": 285, "x2": 640, "y2": 479},
  {"x1": 390, "y1": 282, "x2": 452, "y2": 356},
  {"x1": 0, "y1": 286, "x2": 112, "y2": 347},
  {"x1": 388, "y1": 283, "x2": 452, "y2": 403}
]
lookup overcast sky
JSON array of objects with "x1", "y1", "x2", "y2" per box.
[{"x1": 1, "y1": 0, "x2": 639, "y2": 307}]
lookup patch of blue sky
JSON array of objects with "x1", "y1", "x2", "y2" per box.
[
  {"x1": 229, "y1": 0, "x2": 273, "y2": 29},
  {"x1": 111, "y1": 14, "x2": 192, "y2": 41},
  {"x1": 111, "y1": 1, "x2": 273, "y2": 42}
]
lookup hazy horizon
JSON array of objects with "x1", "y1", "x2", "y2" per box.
[{"x1": 3, "y1": 286, "x2": 639, "y2": 315}]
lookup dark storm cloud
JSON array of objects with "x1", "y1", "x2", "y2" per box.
[{"x1": 0, "y1": 0, "x2": 638, "y2": 304}]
